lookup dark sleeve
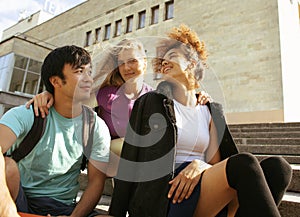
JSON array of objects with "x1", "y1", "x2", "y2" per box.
[
  {"x1": 110, "y1": 92, "x2": 174, "y2": 217},
  {"x1": 207, "y1": 102, "x2": 238, "y2": 159}
]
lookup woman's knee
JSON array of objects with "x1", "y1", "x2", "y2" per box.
[
  {"x1": 260, "y1": 156, "x2": 292, "y2": 178},
  {"x1": 226, "y1": 152, "x2": 262, "y2": 188},
  {"x1": 260, "y1": 156, "x2": 292, "y2": 190},
  {"x1": 4, "y1": 157, "x2": 20, "y2": 186}
]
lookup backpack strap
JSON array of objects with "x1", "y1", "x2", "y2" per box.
[
  {"x1": 11, "y1": 109, "x2": 47, "y2": 162},
  {"x1": 9, "y1": 105, "x2": 94, "y2": 170},
  {"x1": 81, "y1": 105, "x2": 95, "y2": 170}
]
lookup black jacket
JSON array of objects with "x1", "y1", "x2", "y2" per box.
[{"x1": 109, "y1": 83, "x2": 238, "y2": 217}]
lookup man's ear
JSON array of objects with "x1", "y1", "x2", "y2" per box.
[{"x1": 49, "y1": 76, "x2": 61, "y2": 88}]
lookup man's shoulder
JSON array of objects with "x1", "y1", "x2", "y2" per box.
[
  {"x1": 0, "y1": 105, "x2": 35, "y2": 138},
  {"x1": 11, "y1": 104, "x2": 32, "y2": 112},
  {"x1": 1, "y1": 105, "x2": 33, "y2": 119}
]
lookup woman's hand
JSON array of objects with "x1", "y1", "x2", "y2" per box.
[
  {"x1": 197, "y1": 91, "x2": 212, "y2": 105},
  {"x1": 168, "y1": 160, "x2": 211, "y2": 204},
  {"x1": 25, "y1": 91, "x2": 54, "y2": 118}
]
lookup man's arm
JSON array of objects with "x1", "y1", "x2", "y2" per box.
[
  {"x1": 0, "y1": 124, "x2": 17, "y2": 153},
  {"x1": 71, "y1": 159, "x2": 107, "y2": 217}
]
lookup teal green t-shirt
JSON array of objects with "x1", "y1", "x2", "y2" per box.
[{"x1": 0, "y1": 105, "x2": 110, "y2": 205}]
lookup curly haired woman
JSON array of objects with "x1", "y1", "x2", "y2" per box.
[{"x1": 109, "y1": 25, "x2": 292, "y2": 217}]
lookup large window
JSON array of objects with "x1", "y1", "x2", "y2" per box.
[
  {"x1": 151, "y1": 6, "x2": 159, "y2": 25},
  {"x1": 85, "y1": 31, "x2": 92, "y2": 47},
  {"x1": 138, "y1": 10, "x2": 146, "y2": 29},
  {"x1": 126, "y1": 15, "x2": 134, "y2": 33},
  {"x1": 104, "y1": 24, "x2": 111, "y2": 40},
  {"x1": 115, "y1": 19, "x2": 122, "y2": 36},
  {"x1": 165, "y1": 0, "x2": 174, "y2": 20},
  {"x1": 9, "y1": 54, "x2": 43, "y2": 95}
]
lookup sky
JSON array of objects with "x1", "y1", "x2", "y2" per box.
[{"x1": 0, "y1": 0, "x2": 86, "y2": 39}]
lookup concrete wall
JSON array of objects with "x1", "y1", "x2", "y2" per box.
[
  {"x1": 1, "y1": 10, "x2": 54, "y2": 41},
  {"x1": 19, "y1": 0, "x2": 299, "y2": 123}
]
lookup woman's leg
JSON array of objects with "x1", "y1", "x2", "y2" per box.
[
  {"x1": 226, "y1": 153, "x2": 281, "y2": 217},
  {"x1": 194, "y1": 153, "x2": 289, "y2": 217},
  {"x1": 260, "y1": 156, "x2": 292, "y2": 205},
  {"x1": 193, "y1": 159, "x2": 237, "y2": 217},
  {"x1": 0, "y1": 153, "x2": 19, "y2": 216},
  {"x1": 4, "y1": 157, "x2": 20, "y2": 201}
]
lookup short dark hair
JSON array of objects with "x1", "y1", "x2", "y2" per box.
[{"x1": 41, "y1": 45, "x2": 91, "y2": 94}]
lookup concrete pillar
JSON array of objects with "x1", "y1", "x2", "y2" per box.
[{"x1": 277, "y1": 0, "x2": 300, "y2": 122}]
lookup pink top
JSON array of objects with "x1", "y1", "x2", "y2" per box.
[{"x1": 96, "y1": 83, "x2": 153, "y2": 139}]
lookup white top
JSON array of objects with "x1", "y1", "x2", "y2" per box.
[{"x1": 173, "y1": 100, "x2": 211, "y2": 163}]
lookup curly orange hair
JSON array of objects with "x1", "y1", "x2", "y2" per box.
[
  {"x1": 168, "y1": 24, "x2": 207, "y2": 62},
  {"x1": 153, "y1": 24, "x2": 208, "y2": 75}
]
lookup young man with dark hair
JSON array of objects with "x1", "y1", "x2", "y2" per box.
[{"x1": 0, "y1": 45, "x2": 111, "y2": 216}]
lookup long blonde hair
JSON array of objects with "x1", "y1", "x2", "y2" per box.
[{"x1": 100, "y1": 38, "x2": 146, "y2": 89}]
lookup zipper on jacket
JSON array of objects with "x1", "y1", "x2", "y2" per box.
[{"x1": 163, "y1": 98, "x2": 177, "y2": 179}]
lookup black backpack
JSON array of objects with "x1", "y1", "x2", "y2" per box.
[{"x1": 9, "y1": 105, "x2": 95, "y2": 171}]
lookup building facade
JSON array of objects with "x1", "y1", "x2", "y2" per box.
[{"x1": 0, "y1": 0, "x2": 299, "y2": 123}]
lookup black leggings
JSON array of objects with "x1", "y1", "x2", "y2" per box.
[{"x1": 226, "y1": 153, "x2": 292, "y2": 217}]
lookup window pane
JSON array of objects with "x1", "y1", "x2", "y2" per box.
[
  {"x1": 165, "y1": 1, "x2": 174, "y2": 20},
  {"x1": 95, "y1": 27, "x2": 101, "y2": 42},
  {"x1": 85, "y1": 31, "x2": 92, "y2": 46},
  {"x1": 115, "y1": 20, "x2": 122, "y2": 36},
  {"x1": 14, "y1": 55, "x2": 28, "y2": 69},
  {"x1": 24, "y1": 72, "x2": 40, "y2": 94},
  {"x1": 38, "y1": 79, "x2": 45, "y2": 93},
  {"x1": 9, "y1": 68, "x2": 25, "y2": 93},
  {"x1": 28, "y1": 59, "x2": 42, "y2": 73},
  {"x1": 151, "y1": 6, "x2": 159, "y2": 24},
  {"x1": 138, "y1": 11, "x2": 146, "y2": 29},
  {"x1": 105, "y1": 24, "x2": 111, "y2": 40},
  {"x1": 126, "y1": 15, "x2": 133, "y2": 33}
]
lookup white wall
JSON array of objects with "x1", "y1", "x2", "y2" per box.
[
  {"x1": 277, "y1": 0, "x2": 300, "y2": 122},
  {"x1": 0, "y1": 53, "x2": 14, "y2": 91}
]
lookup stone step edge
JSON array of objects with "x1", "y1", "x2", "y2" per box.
[{"x1": 283, "y1": 192, "x2": 300, "y2": 203}]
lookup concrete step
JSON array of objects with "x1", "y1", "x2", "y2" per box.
[
  {"x1": 254, "y1": 154, "x2": 300, "y2": 164},
  {"x1": 234, "y1": 138, "x2": 300, "y2": 145},
  {"x1": 229, "y1": 123, "x2": 300, "y2": 216},
  {"x1": 229, "y1": 122, "x2": 300, "y2": 129},
  {"x1": 232, "y1": 131, "x2": 300, "y2": 138},
  {"x1": 289, "y1": 165, "x2": 300, "y2": 193},
  {"x1": 76, "y1": 191, "x2": 110, "y2": 215},
  {"x1": 237, "y1": 144, "x2": 300, "y2": 156},
  {"x1": 280, "y1": 192, "x2": 300, "y2": 217},
  {"x1": 230, "y1": 127, "x2": 300, "y2": 133}
]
